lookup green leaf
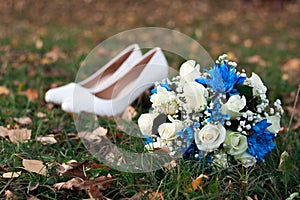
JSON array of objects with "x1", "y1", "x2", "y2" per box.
[{"x1": 235, "y1": 84, "x2": 253, "y2": 100}]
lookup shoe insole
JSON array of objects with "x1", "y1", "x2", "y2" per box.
[
  {"x1": 96, "y1": 51, "x2": 156, "y2": 100},
  {"x1": 81, "y1": 48, "x2": 134, "y2": 90}
]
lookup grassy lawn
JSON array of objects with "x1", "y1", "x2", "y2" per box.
[{"x1": 0, "y1": 1, "x2": 299, "y2": 199}]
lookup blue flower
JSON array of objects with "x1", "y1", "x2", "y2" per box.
[
  {"x1": 195, "y1": 61, "x2": 246, "y2": 96},
  {"x1": 247, "y1": 119, "x2": 276, "y2": 161},
  {"x1": 151, "y1": 80, "x2": 171, "y2": 94}
]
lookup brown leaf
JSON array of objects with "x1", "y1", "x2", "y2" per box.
[
  {"x1": 88, "y1": 184, "x2": 103, "y2": 200},
  {"x1": 0, "y1": 126, "x2": 9, "y2": 138},
  {"x1": 13, "y1": 116, "x2": 32, "y2": 125},
  {"x1": 35, "y1": 38, "x2": 43, "y2": 49},
  {"x1": 79, "y1": 126, "x2": 126, "y2": 166},
  {"x1": 243, "y1": 39, "x2": 253, "y2": 48},
  {"x1": 36, "y1": 135, "x2": 57, "y2": 145},
  {"x1": 80, "y1": 176, "x2": 115, "y2": 191},
  {"x1": 281, "y1": 58, "x2": 300, "y2": 85},
  {"x1": 53, "y1": 175, "x2": 115, "y2": 193},
  {"x1": 36, "y1": 112, "x2": 46, "y2": 118},
  {"x1": 148, "y1": 191, "x2": 164, "y2": 200},
  {"x1": 53, "y1": 177, "x2": 84, "y2": 190},
  {"x1": 43, "y1": 46, "x2": 67, "y2": 64},
  {"x1": 191, "y1": 174, "x2": 209, "y2": 191},
  {"x1": 8, "y1": 128, "x2": 31, "y2": 143},
  {"x1": 246, "y1": 196, "x2": 253, "y2": 200},
  {"x1": 2, "y1": 171, "x2": 21, "y2": 178},
  {"x1": 78, "y1": 126, "x2": 108, "y2": 141},
  {"x1": 121, "y1": 106, "x2": 137, "y2": 121},
  {"x1": 56, "y1": 160, "x2": 87, "y2": 178},
  {"x1": 26, "y1": 195, "x2": 41, "y2": 200},
  {"x1": 22, "y1": 159, "x2": 47, "y2": 176},
  {"x1": 4, "y1": 190, "x2": 18, "y2": 200},
  {"x1": 26, "y1": 88, "x2": 39, "y2": 102},
  {"x1": 0, "y1": 86, "x2": 10, "y2": 97},
  {"x1": 246, "y1": 55, "x2": 266, "y2": 66}
]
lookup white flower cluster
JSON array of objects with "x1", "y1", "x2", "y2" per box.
[{"x1": 138, "y1": 55, "x2": 283, "y2": 168}]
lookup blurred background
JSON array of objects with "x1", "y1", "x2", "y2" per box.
[{"x1": 0, "y1": 0, "x2": 299, "y2": 118}]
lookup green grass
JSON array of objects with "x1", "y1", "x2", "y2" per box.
[{"x1": 1, "y1": 1, "x2": 300, "y2": 199}]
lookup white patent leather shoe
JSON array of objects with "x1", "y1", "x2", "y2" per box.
[
  {"x1": 45, "y1": 44, "x2": 142, "y2": 104},
  {"x1": 61, "y1": 47, "x2": 168, "y2": 116}
]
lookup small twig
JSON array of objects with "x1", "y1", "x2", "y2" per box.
[{"x1": 287, "y1": 84, "x2": 300, "y2": 132}]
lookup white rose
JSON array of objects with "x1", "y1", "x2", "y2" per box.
[
  {"x1": 224, "y1": 131, "x2": 248, "y2": 156},
  {"x1": 158, "y1": 120, "x2": 184, "y2": 141},
  {"x1": 248, "y1": 73, "x2": 267, "y2": 95},
  {"x1": 234, "y1": 152, "x2": 256, "y2": 168},
  {"x1": 183, "y1": 82, "x2": 208, "y2": 111},
  {"x1": 221, "y1": 95, "x2": 246, "y2": 119},
  {"x1": 138, "y1": 113, "x2": 158, "y2": 136},
  {"x1": 150, "y1": 86, "x2": 178, "y2": 115},
  {"x1": 195, "y1": 123, "x2": 226, "y2": 152},
  {"x1": 179, "y1": 60, "x2": 201, "y2": 82},
  {"x1": 267, "y1": 115, "x2": 281, "y2": 134}
]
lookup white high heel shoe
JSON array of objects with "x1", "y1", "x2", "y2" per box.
[
  {"x1": 45, "y1": 44, "x2": 142, "y2": 104},
  {"x1": 61, "y1": 47, "x2": 168, "y2": 116}
]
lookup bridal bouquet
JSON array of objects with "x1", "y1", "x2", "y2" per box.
[{"x1": 138, "y1": 54, "x2": 283, "y2": 168}]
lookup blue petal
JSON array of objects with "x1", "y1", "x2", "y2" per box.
[
  {"x1": 236, "y1": 76, "x2": 246, "y2": 85},
  {"x1": 151, "y1": 88, "x2": 157, "y2": 94},
  {"x1": 144, "y1": 136, "x2": 153, "y2": 145},
  {"x1": 160, "y1": 80, "x2": 171, "y2": 91},
  {"x1": 195, "y1": 78, "x2": 207, "y2": 85}
]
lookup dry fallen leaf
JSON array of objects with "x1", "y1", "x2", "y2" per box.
[
  {"x1": 53, "y1": 175, "x2": 115, "y2": 199},
  {"x1": 8, "y1": 128, "x2": 31, "y2": 143},
  {"x1": 35, "y1": 38, "x2": 43, "y2": 49},
  {"x1": 36, "y1": 112, "x2": 46, "y2": 118},
  {"x1": 36, "y1": 135, "x2": 57, "y2": 145},
  {"x1": 0, "y1": 86, "x2": 10, "y2": 96},
  {"x1": 78, "y1": 126, "x2": 108, "y2": 141},
  {"x1": 13, "y1": 116, "x2": 32, "y2": 125},
  {"x1": 121, "y1": 106, "x2": 137, "y2": 121},
  {"x1": 4, "y1": 190, "x2": 18, "y2": 200},
  {"x1": 56, "y1": 160, "x2": 87, "y2": 178},
  {"x1": 26, "y1": 88, "x2": 39, "y2": 102},
  {"x1": 79, "y1": 126, "x2": 126, "y2": 166},
  {"x1": 2, "y1": 171, "x2": 21, "y2": 178},
  {"x1": 22, "y1": 159, "x2": 47, "y2": 176},
  {"x1": 88, "y1": 184, "x2": 103, "y2": 200},
  {"x1": 0, "y1": 126, "x2": 9, "y2": 138},
  {"x1": 191, "y1": 174, "x2": 209, "y2": 191},
  {"x1": 42, "y1": 46, "x2": 67, "y2": 65},
  {"x1": 53, "y1": 177, "x2": 84, "y2": 190},
  {"x1": 243, "y1": 39, "x2": 253, "y2": 48},
  {"x1": 246, "y1": 54, "x2": 266, "y2": 66},
  {"x1": 148, "y1": 191, "x2": 164, "y2": 200},
  {"x1": 26, "y1": 194, "x2": 41, "y2": 200},
  {"x1": 281, "y1": 58, "x2": 300, "y2": 85},
  {"x1": 80, "y1": 175, "x2": 115, "y2": 190}
]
